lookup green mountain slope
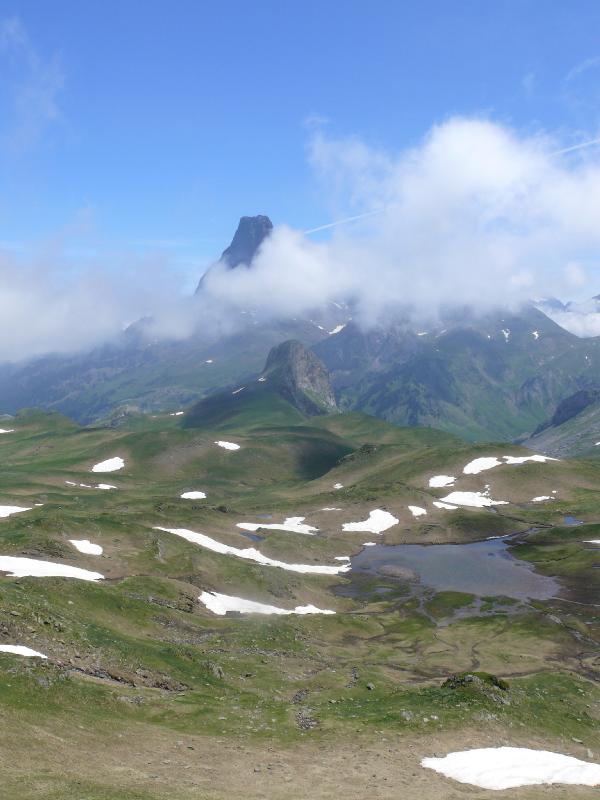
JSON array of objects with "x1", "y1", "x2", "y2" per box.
[
  {"x1": 318, "y1": 306, "x2": 600, "y2": 441},
  {"x1": 0, "y1": 317, "x2": 336, "y2": 423},
  {"x1": 523, "y1": 391, "x2": 600, "y2": 458},
  {"x1": 184, "y1": 339, "x2": 338, "y2": 431},
  {"x1": 3, "y1": 406, "x2": 600, "y2": 796}
]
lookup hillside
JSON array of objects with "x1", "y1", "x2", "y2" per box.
[
  {"x1": 523, "y1": 389, "x2": 600, "y2": 457},
  {"x1": 316, "y1": 305, "x2": 600, "y2": 441},
  {"x1": 184, "y1": 340, "x2": 337, "y2": 429},
  {"x1": 2, "y1": 403, "x2": 600, "y2": 796}
]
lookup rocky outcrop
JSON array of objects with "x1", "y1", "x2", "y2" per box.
[
  {"x1": 534, "y1": 388, "x2": 600, "y2": 435},
  {"x1": 220, "y1": 215, "x2": 273, "y2": 269},
  {"x1": 196, "y1": 215, "x2": 273, "y2": 292},
  {"x1": 261, "y1": 340, "x2": 337, "y2": 416}
]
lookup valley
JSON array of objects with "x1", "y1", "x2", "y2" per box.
[
  {"x1": 7, "y1": 5, "x2": 600, "y2": 795},
  {"x1": 2, "y1": 393, "x2": 600, "y2": 797}
]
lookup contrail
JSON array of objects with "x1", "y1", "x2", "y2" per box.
[
  {"x1": 304, "y1": 137, "x2": 600, "y2": 236},
  {"x1": 304, "y1": 208, "x2": 384, "y2": 235},
  {"x1": 552, "y1": 137, "x2": 600, "y2": 156}
]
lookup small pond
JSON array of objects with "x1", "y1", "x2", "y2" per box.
[
  {"x1": 239, "y1": 530, "x2": 265, "y2": 542},
  {"x1": 350, "y1": 537, "x2": 559, "y2": 601}
]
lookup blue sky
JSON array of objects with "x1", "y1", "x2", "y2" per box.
[{"x1": 2, "y1": 0, "x2": 600, "y2": 284}]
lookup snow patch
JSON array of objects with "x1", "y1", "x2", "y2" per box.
[
  {"x1": 0, "y1": 505, "x2": 31, "y2": 518},
  {"x1": 462, "y1": 454, "x2": 556, "y2": 474},
  {"x1": 169, "y1": 411, "x2": 184, "y2": 416},
  {"x1": 501, "y1": 328, "x2": 511, "y2": 341},
  {"x1": 237, "y1": 516, "x2": 318, "y2": 536},
  {"x1": 329, "y1": 324, "x2": 346, "y2": 335},
  {"x1": 181, "y1": 491, "x2": 207, "y2": 500},
  {"x1": 154, "y1": 527, "x2": 351, "y2": 575},
  {"x1": 342, "y1": 509, "x2": 399, "y2": 534},
  {"x1": 0, "y1": 428, "x2": 14, "y2": 434},
  {"x1": 532, "y1": 330, "x2": 540, "y2": 340},
  {"x1": 0, "y1": 645, "x2": 47, "y2": 658},
  {"x1": 0, "y1": 556, "x2": 103, "y2": 581},
  {"x1": 215, "y1": 440, "x2": 240, "y2": 450},
  {"x1": 532, "y1": 496, "x2": 554, "y2": 502},
  {"x1": 199, "y1": 591, "x2": 335, "y2": 616},
  {"x1": 440, "y1": 491, "x2": 508, "y2": 508},
  {"x1": 463, "y1": 457, "x2": 502, "y2": 475},
  {"x1": 232, "y1": 387, "x2": 245, "y2": 395},
  {"x1": 66, "y1": 481, "x2": 116, "y2": 490},
  {"x1": 422, "y1": 746, "x2": 600, "y2": 790},
  {"x1": 503, "y1": 454, "x2": 557, "y2": 465},
  {"x1": 408, "y1": 506, "x2": 427, "y2": 517},
  {"x1": 69, "y1": 539, "x2": 103, "y2": 555},
  {"x1": 333, "y1": 482, "x2": 344, "y2": 490},
  {"x1": 433, "y1": 501, "x2": 459, "y2": 510},
  {"x1": 92, "y1": 457, "x2": 124, "y2": 473},
  {"x1": 429, "y1": 475, "x2": 455, "y2": 488},
  {"x1": 322, "y1": 507, "x2": 342, "y2": 511}
]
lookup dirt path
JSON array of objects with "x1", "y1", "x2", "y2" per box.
[{"x1": 2, "y1": 718, "x2": 599, "y2": 799}]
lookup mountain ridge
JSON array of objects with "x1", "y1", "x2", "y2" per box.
[{"x1": 2, "y1": 214, "x2": 600, "y2": 443}]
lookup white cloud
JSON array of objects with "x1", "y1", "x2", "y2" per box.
[
  {"x1": 5, "y1": 116, "x2": 600, "y2": 360},
  {"x1": 565, "y1": 261, "x2": 587, "y2": 288},
  {"x1": 0, "y1": 238, "x2": 198, "y2": 362},
  {"x1": 200, "y1": 117, "x2": 600, "y2": 327}
]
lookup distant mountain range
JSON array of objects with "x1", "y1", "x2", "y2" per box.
[
  {"x1": 0, "y1": 216, "x2": 348, "y2": 424},
  {"x1": 3, "y1": 213, "x2": 600, "y2": 444},
  {"x1": 314, "y1": 304, "x2": 600, "y2": 442}
]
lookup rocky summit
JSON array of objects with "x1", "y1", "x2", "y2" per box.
[
  {"x1": 220, "y1": 214, "x2": 273, "y2": 269},
  {"x1": 261, "y1": 339, "x2": 337, "y2": 416},
  {"x1": 195, "y1": 214, "x2": 274, "y2": 292}
]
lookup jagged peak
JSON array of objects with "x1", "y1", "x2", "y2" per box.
[
  {"x1": 196, "y1": 214, "x2": 273, "y2": 293},
  {"x1": 220, "y1": 214, "x2": 273, "y2": 269},
  {"x1": 261, "y1": 339, "x2": 337, "y2": 416}
]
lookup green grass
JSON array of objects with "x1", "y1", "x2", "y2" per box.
[{"x1": 2, "y1": 407, "x2": 600, "y2": 796}]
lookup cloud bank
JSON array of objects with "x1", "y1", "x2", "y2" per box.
[
  {"x1": 0, "y1": 246, "x2": 197, "y2": 362},
  {"x1": 4, "y1": 115, "x2": 600, "y2": 361},
  {"x1": 201, "y1": 117, "x2": 600, "y2": 329}
]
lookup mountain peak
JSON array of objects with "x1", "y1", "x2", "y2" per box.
[
  {"x1": 221, "y1": 214, "x2": 273, "y2": 269},
  {"x1": 261, "y1": 339, "x2": 337, "y2": 416}
]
